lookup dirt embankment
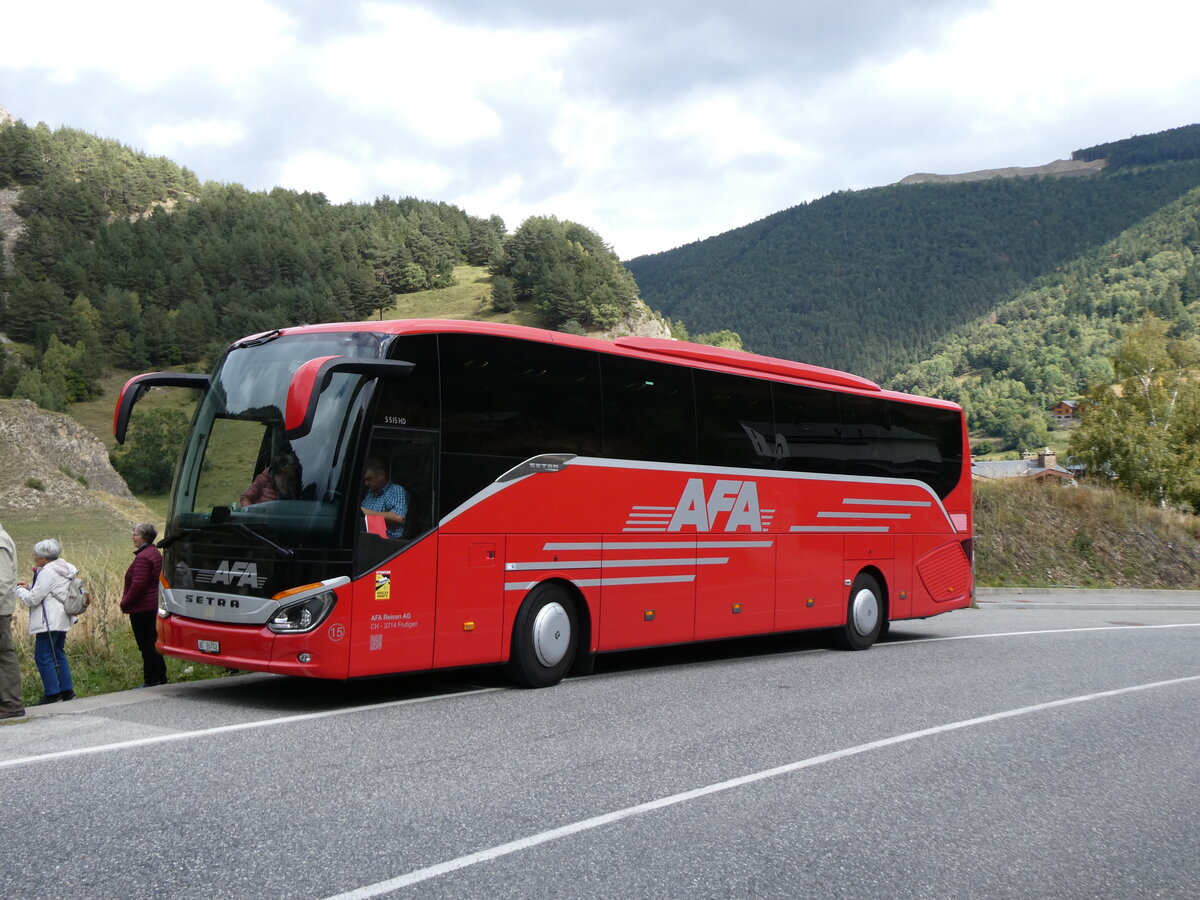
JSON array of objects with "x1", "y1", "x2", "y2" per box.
[
  {"x1": 0, "y1": 398, "x2": 137, "y2": 517},
  {"x1": 974, "y1": 479, "x2": 1200, "y2": 589}
]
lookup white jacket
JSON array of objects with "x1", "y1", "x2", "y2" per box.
[{"x1": 17, "y1": 558, "x2": 78, "y2": 634}]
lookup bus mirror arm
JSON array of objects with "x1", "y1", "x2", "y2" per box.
[
  {"x1": 113, "y1": 373, "x2": 211, "y2": 444},
  {"x1": 285, "y1": 357, "x2": 415, "y2": 439}
]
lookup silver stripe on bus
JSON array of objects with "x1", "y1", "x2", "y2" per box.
[
  {"x1": 789, "y1": 526, "x2": 890, "y2": 533},
  {"x1": 505, "y1": 574, "x2": 697, "y2": 591},
  {"x1": 543, "y1": 541, "x2": 774, "y2": 551},
  {"x1": 842, "y1": 497, "x2": 932, "y2": 507},
  {"x1": 817, "y1": 511, "x2": 912, "y2": 520},
  {"x1": 506, "y1": 557, "x2": 730, "y2": 571}
]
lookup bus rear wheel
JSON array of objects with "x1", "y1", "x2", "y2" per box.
[
  {"x1": 506, "y1": 583, "x2": 578, "y2": 688},
  {"x1": 834, "y1": 573, "x2": 884, "y2": 651}
]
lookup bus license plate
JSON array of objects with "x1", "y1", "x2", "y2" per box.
[{"x1": 197, "y1": 639, "x2": 220, "y2": 654}]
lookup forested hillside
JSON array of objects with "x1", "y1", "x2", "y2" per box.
[
  {"x1": 0, "y1": 119, "x2": 507, "y2": 407},
  {"x1": 0, "y1": 117, "x2": 693, "y2": 413},
  {"x1": 627, "y1": 124, "x2": 1200, "y2": 380},
  {"x1": 889, "y1": 185, "x2": 1200, "y2": 452}
]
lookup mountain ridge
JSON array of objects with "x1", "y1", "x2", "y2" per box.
[
  {"x1": 627, "y1": 124, "x2": 1200, "y2": 381},
  {"x1": 896, "y1": 157, "x2": 1105, "y2": 184}
]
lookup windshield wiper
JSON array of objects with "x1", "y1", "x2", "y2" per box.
[
  {"x1": 231, "y1": 329, "x2": 284, "y2": 350},
  {"x1": 232, "y1": 523, "x2": 295, "y2": 558},
  {"x1": 157, "y1": 528, "x2": 202, "y2": 550}
]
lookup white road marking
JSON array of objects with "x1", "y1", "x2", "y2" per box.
[
  {"x1": 322, "y1": 673, "x2": 1200, "y2": 899},
  {"x1": 0, "y1": 687, "x2": 502, "y2": 771},
  {"x1": 882, "y1": 622, "x2": 1200, "y2": 645},
  {"x1": 3, "y1": 624, "x2": 1197, "y2": 773}
]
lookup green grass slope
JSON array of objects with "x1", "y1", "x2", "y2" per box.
[{"x1": 974, "y1": 480, "x2": 1200, "y2": 588}]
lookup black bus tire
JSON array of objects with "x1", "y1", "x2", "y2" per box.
[
  {"x1": 834, "y1": 573, "x2": 884, "y2": 651},
  {"x1": 506, "y1": 583, "x2": 579, "y2": 688}
]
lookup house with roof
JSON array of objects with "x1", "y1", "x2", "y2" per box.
[
  {"x1": 1051, "y1": 400, "x2": 1080, "y2": 423},
  {"x1": 971, "y1": 449, "x2": 1076, "y2": 484}
]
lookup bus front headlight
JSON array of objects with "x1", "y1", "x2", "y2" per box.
[{"x1": 268, "y1": 591, "x2": 336, "y2": 634}]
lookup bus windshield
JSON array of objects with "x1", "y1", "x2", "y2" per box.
[{"x1": 170, "y1": 331, "x2": 390, "y2": 545}]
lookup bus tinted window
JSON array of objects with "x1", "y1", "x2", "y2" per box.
[
  {"x1": 773, "y1": 383, "x2": 844, "y2": 475},
  {"x1": 601, "y1": 354, "x2": 696, "y2": 464},
  {"x1": 440, "y1": 334, "x2": 602, "y2": 513},
  {"x1": 694, "y1": 369, "x2": 775, "y2": 469},
  {"x1": 888, "y1": 401, "x2": 964, "y2": 498},
  {"x1": 375, "y1": 334, "x2": 439, "y2": 429},
  {"x1": 839, "y1": 393, "x2": 894, "y2": 480},
  {"x1": 441, "y1": 334, "x2": 602, "y2": 458}
]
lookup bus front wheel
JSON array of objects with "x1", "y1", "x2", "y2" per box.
[
  {"x1": 507, "y1": 583, "x2": 578, "y2": 688},
  {"x1": 834, "y1": 573, "x2": 884, "y2": 651}
]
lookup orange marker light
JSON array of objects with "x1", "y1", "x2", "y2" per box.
[{"x1": 273, "y1": 582, "x2": 325, "y2": 601}]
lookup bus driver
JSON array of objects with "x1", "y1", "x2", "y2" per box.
[{"x1": 361, "y1": 460, "x2": 408, "y2": 539}]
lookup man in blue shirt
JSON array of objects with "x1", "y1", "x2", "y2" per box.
[{"x1": 361, "y1": 460, "x2": 409, "y2": 539}]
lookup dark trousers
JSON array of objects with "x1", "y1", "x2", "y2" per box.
[
  {"x1": 130, "y1": 611, "x2": 168, "y2": 686},
  {"x1": 0, "y1": 614, "x2": 23, "y2": 712}
]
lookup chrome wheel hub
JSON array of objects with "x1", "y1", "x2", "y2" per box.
[
  {"x1": 850, "y1": 588, "x2": 879, "y2": 635},
  {"x1": 533, "y1": 602, "x2": 571, "y2": 667}
]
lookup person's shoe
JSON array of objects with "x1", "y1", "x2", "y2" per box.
[
  {"x1": 0, "y1": 708, "x2": 25, "y2": 719},
  {"x1": 34, "y1": 693, "x2": 62, "y2": 705},
  {"x1": 60, "y1": 690, "x2": 76, "y2": 701}
]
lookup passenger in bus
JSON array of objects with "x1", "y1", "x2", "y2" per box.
[
  {"x1": 239, "y1": 452, "x2": 300, "y2": 507},
  {"x1": 361, "y1": 460, "x2": 408, "y2": 539}
]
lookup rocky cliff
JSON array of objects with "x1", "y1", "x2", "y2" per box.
[{"x1": 0, "y1": 399, "x2": 135, "y2": 515}]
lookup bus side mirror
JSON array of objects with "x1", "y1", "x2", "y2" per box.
[
  {"x1": 284, "y1": 356, "x2": 414, "y2": 438},
  {"x1": 113, "y1": 373, "x2": 211, "y2": 444}
]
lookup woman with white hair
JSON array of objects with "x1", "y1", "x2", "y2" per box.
[{"x1": 15, "y1": 538, "x2": 78, "y2": 704}]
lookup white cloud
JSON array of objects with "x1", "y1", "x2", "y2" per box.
[
  {"x1": 314, "y1": 3, "x2": 568, "y2": 146},
  {"x1": 662, "y1": 93, "x2": 819, "y2": 167},
  {"x1": 143, "y1": 119, "x2": 247, "y2": 155},
  {"x1": 277, "y1": 151, "x2": 367, "y2": 201},
  {"x1": 4, "y1": 0, "x2": 1200, "y2": 259},
  {"x1": 1, "y1": 0, "x2": 295, "y2": 88},
  {"x1": 276, "y1": 148, "x2": 451, "y2": 204}
]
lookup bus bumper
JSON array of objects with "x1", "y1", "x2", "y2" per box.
[{"x1": 157, "y1": 614, "x2": 351, "y2": 678}]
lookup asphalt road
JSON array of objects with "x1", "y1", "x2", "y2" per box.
[{"x1": 2, "y1": 593, "x2": 1198, "y2": 900}]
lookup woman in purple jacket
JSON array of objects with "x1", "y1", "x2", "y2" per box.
[{"x1": 121, "y1": 523, "x2": 168, "y2": 687}]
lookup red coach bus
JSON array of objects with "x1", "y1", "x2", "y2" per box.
[{"x1": 114, "y1": 320, "x2": 972, "y2": 687}]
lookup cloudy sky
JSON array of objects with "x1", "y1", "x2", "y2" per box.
[{"x1": 3, "y1": 0, "x2": 1199, "y2": 259}]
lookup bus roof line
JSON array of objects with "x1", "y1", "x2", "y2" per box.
[{"x1": 277, "y1": 319, "x2": 962, "y2": 409}]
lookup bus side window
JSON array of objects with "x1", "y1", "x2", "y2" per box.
[
  {"x1": 600, "y1": 354, "x2": 696, "y2": 464},
  {"x1": 773, "y1": 383, "x2": 843, "y2": 475},
  {"x1": 694, "y1": 369, "x2": 775, "y2": 469},
  {"x1": 840, "y1": 393, "x2": 893, "y2": 479}
]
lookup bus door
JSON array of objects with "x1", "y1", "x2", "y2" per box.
[{"x1": 350, "y1": 427, "x2": 439, "y2": 676}]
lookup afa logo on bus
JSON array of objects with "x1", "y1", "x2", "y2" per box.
[{"x1": 668, "y1": 478, "x2": 764, "y2": 532}]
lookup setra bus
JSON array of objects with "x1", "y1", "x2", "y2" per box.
[{"x1": 114, "y1": 319, "x2": 972, "y2": 687}]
